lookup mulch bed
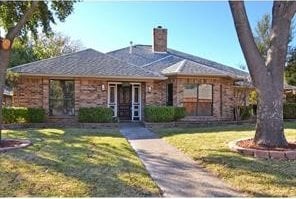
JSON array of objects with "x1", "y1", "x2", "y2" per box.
[
  {"x1": 0, "y1": 140, "x2": 24, "y2": 148},
  {"x1": 237, "y1": 138, "x2": 296, "y2": 151}
]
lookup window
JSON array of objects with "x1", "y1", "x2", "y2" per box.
[
  {"x1": 49, "y1": 80, "x2": 74, "y2": 116},
  {"x1": 197, "y1": 84, "x2": 213, "y2": 116},
  {"x1": 167, "y1": 83, "x2": 173, "y2": 106},
  {"x1": 183, "y1": 83, "x2": 213, "y2": 116}
]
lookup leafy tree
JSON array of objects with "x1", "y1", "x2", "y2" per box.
[
  {"x1": 229, "y1": 1, "x2": 296, "y2": 148},
  {"x1": 9, "y1": 39, "x2": 37, "y2": 68},
  {"x1": 285, "y1": 47, "x2": 296, "y2": 86},
  {"x1": 254, "y1": 14, "x2": 271, "y2": 60},
  {"x1": 8, "y1": 33, "x2": 82, "y2": 68},
  {"x1": 0, "y1": 1, "x2": 76, "y2": 141},
  {"x1": 32, "y1": 32, "x2": 82, "y2": 61}
]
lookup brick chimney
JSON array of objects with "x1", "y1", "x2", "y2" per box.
[{"x1": 153, "y1": 26, "x2": 167, "y2": 53}]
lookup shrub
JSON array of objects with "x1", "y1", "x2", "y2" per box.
[
  {"x1": 2, "y1": 107, "x2": 28, "y2": 123},
  {"x1": 78, "y1": 107, "x2": 113, "y2": 123},
  {"x1": 283, "y1": 103, "x2": 296, "y2": 119},
  {"x1": 2, "y1": 107, "x2": 45, "y2": 124},
  {"x1": 27, "y1": 108, "x2": 45, "y2": 123},
  {"x1": 239, "y1": 106, "x2": 253, "y2": 120},
  {"x1": 174, "y1": 107, "x2": 186, "y2": 120},
  {"x1": 144, "y1": 106, "x2": 186, "y2": 122}
]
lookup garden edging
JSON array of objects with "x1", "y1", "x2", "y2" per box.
[{"x1": 229, "y1": 138, "x2": 296, "y2": 160}]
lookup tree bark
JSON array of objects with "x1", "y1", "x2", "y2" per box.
[
  {"x1": 0, "y1": 1, "x2": 38, "y2": 142},
  {"x1": 0, "y1": 49, "x2": 11, "y2": 142},
  {"x1": 229, "y1": 1, "x2": 296, "y2": 148}
]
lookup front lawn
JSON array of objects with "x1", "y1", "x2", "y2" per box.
[
  {"x1": 0, "y1": 128, "x2": 160, "y2": 197},
  {"x1": 154, "y1": 122, "x2": 296, "y2": 197}
]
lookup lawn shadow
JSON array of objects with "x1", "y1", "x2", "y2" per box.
[
  {"x1": 1, "y1": 128, "x2": 161, "y2": 197},
  {"x1": 197, "y1": 152, "x2": 296, "y2": 197}
]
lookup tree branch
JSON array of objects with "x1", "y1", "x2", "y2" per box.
[
  {"x1": 228, "y1": 1, "x2": 267, "y2": 87},
  {"x1": 6, "y1": 1, "x2": 38, "y2": 40},
  {"x1": 266, "y1": 1, "x2": 293, "y2": 89},
  {"x1": 285, "y1": 1, "x2": 296, "y2": 20}
]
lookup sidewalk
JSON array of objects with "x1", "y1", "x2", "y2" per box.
[{"x1": 120, "y1": 124, "x2": 243, "y2": 197}]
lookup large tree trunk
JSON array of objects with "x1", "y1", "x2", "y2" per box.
[
  {"x1": 229, "y1": 1, "x2": 296, "y2": 148},
  {"x1": 0, "y1": 49, "x2": 11, "y2": 142},
  {"x1": 254, "y1": 83, "x2": 287, "y2": 147},
  {"x1": 0, "y1": 1, "x2": 38, "y2": 142}
]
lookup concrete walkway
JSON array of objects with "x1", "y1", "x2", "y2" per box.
[{"x1": 120, "y1": 123, "x2": 243, "y2": 197}]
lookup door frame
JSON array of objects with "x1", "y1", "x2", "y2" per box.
[{"x1": 108, "y1": 82, "x2": 141, "y2": 121}]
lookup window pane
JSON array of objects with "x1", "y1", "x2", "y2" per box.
[
  {"x1": 198, "y1": 84, "x2": 212, "y2": 100},
  {"x1": 198, "y1": 84, "x2": 213, "y2": 116},
  {"x1": 167, "y1": 83, "x2": 173, "y2": 106},
  {"x1": 134, "y1": 87, "x2": 139, "y2": 103},
  {"x1": 183, "y1": 84, "x2": 198, "y2": 116},
  {"x1": 110, "y1": 86, "x2": 115, "y2": 103},
  {"x1": 49, "y1": 80, "x2": 74, "y2": 116}
]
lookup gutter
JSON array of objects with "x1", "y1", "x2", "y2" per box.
[{"x1": 18, "y1": 73, "x2": 168, "y2": 81}]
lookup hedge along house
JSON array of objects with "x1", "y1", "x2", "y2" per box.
[{"x1": 9, "y1": 26, "x2": 248, "y2": 122}]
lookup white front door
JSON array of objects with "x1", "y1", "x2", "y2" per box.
[{"x1": 131, "y1": 84, "x2": 141, "y2": 121}]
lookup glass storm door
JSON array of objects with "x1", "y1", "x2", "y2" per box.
[
  {"x1": 108, "y1": 84, "x2": 118, "y2": 117},
  {"x1": 131, "y1": 84, "x2": 141, "y2": 121}
]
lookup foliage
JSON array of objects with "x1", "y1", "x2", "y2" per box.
[
  {"x1": 0, "y1": 128, "x2": 160, "y2": 196},
  {"x1": 239, "y1": 105, "x2": 253, "y2": 120},
  {"x1": 174, "y1": 107, "x2": 186, "y2": 120},
  {"x1": 254, "y1": 14, "x2": 271, "y2": 59},
  {"x1": 78, "y1": 107, "x2": 113, "y2": 123},
  {"x1": 254, "y1": 13, "x2": 294, "y2": 60},
  {"x1": 2, "y1": 107, "x2": 28, "y2": 123},
  {"x1": 248, "y1": 90, "x2": 257, "y2": 104},
  {"x1": 2, "y1": 107, "x2": 45, "y2": 123},
  {"x1": 8, "y1": 33, "x2": 82, "y2": 68},
  {"x1": 5, "y1": 70, "x2": 19, "y2": 88},
  {"x1": 0, "y1": 2, "x2": 76, "y2": 39},
  {"x1": 8, "y1": 39, "x2": 37, "y2": 67},
  {"x1": 154, "y1": 122, "x2": 296, "y2": 197},
  {"x1": 283, "y1": 103, "x2": 296, "y2": 119},
  {"x1": 27, "y1": 108, "x2": 45, "y2": 123},
  {"x1": 32, "y1": 32, "x2": 82, "y2": 61},
  {"x1": 144, "y1": 106, "x2": 186, "y2": 122},
  {"x1": 285, "y1": 47, "x2": 296, "y2": 86}
]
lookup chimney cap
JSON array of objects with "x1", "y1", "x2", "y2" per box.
[{"x1": 157, "y1": 25, "x2": 163, "y2": 29}]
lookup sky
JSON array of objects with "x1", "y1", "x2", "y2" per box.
[{"x1": 52, "y1": 1, "x2": 289, "y2": 70}]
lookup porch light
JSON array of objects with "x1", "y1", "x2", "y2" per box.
[
  {"x1": 101, "y1": 84, "x2": 106, "y2": 91},
  {"x1": 148, "y1": 86, "x2": 152, "y2": 93}
]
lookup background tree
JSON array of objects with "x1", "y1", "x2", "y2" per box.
[
  {"x1": 0, "y1": 1, "x2": 76, "y2": 141},
  {"x1": 9, "y1": 32, "x2": 82, "y2": 68},
  {"x1": 285, "y1": 47, "x2": 296, "y2": 86},
  {"x1": 229, "y1": 1, "x2": 296, "y2": 148}
]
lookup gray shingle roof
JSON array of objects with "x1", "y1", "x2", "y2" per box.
[
  {"x1": 9, "y1": 49, "x2": 164, "y2": 79},
  {"x1": 162, "y1": 59, "x2": 233, "y2": 77},
  {"x1": 107, "y1": 45, "x2": 248, "y2": 78}
]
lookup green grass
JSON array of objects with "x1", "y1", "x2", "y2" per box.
[
  {"x1": 0, "y1": 128, "x2": 161, "y2": 197},
  {"x1": 154, "y1": 122, "x2": 296, "y2": 197}
]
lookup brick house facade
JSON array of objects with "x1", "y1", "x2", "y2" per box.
[{"x1": 9, "y1": 27, "x2": 247, "y2": 122}]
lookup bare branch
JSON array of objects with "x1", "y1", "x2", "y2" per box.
[
  {"x1": 228, "y1": 1, "x2": 267, "y2": 87},
  {"x1": 6, "y1": 1, "x2": 38, "y2": 40}
]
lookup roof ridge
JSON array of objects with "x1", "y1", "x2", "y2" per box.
[
  {"x1": 167, "y1": 48, "x2": 248, "y2": 75},
  {"x1": 141, "y1": 55, "x2": 173, "y2": 67},
  {"x1": 105, "y1": 52, "x2": 163, "y2": 77},
  {"x1": 106, "y1": 44, "x2": 150, "y2": 54},
  {"x1": 176, "y1": 59, "x2": 186, "y2": 73},
  {"x1": 8, "y1": 48, "x2": 98, "y2": 71}
]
